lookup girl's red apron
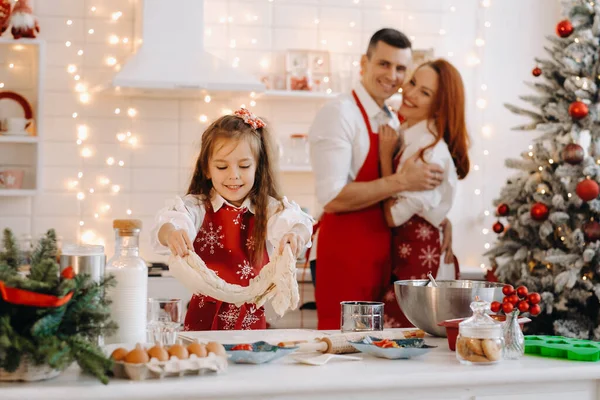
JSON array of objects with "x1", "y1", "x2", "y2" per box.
[
  {"x1": 315, "y1": 90, "x2": 391, "y2": 330},
  {"x1": 383, "y1": 157, "x2": 459, "y2": 328},
  {"x1": 183, "y1": 203, "x2": 268, "y2": 331}
]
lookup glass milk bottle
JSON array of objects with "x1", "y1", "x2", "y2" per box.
[{"x1": 105, "y1": 219, "x2": 148, "y2": 344}]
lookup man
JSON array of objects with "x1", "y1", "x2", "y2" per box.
[{"x1": 309, "y1": 28, "x2": 451, "y2": 329}]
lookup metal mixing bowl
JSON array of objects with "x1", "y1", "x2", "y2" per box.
[{"x1": 394, "y1": 280, "x2": 504, "y2": 337}]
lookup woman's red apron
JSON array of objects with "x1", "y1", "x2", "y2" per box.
[
  {"x1": 183, "y1": 203, "x2": 268, "y2": 331},
  {"x1": 383, "y1": 157, "x2": 459, "y2": 328},
  {"x1": 315, "y1": 91, "x2": 391, "y2": 330}
]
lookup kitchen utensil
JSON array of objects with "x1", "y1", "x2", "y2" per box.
[
  {"x1": 427, "y1": 272, "x2": 438, "y2": 287},
  {"x1": 394, "y1": 280, "x2": 504, "y2": 337},
  {"x1": 348, "y1": 337, "x2": 436, "y2": 360},
  {"x1": 525, "y1": 336, "x2": 600, "y2": 362},
  {"x1": 340, "y1": 301, "x2": 384, "y2": 333}
]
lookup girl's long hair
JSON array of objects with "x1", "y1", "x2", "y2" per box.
[
  {"x1": 417, "y1": 59, "x2": 470, "y2": 179},
  {"x1": 187, "y1": 114, "x2": 283, "y2": 265}
]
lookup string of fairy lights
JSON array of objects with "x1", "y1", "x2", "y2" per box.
[{"x1": 50, "y1": 0, "x2": 490, "y2": 249}]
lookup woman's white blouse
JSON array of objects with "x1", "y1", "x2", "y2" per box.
[
  {"x1": 150, "y1": 193, "x2": 313, "y2": 256},
  {"x1": 390, "y1": 120, "x2": 458, "y2": 228}
]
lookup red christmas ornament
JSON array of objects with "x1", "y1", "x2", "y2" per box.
[
  {"x1": 497, "y1": 203, "x2": 509, "y2": 216},
  {"x1": 562, "y1": 143, "x2": 584, "y2": 165},
  {"x1": 530, "y1": 203, "x2": 549, "y2": 221},
  {"x1": 490, "y1": 301, "x2": 502, "y2": 313},
  {"x1": 556, "y1": 19, "x2": 574, "y2": 38},
  {"x1": 502, "y1": 284, "x2": 515, "y2": 296},
  {"x1": 502, "y1": 302, "x2": 514, "y2": 314},
  {"x1": 583, "y1": 221, "x2": 600, "y2": 242},
  {"x1": 507, "y1": 294, "x2": 520, "y2": 305},
  {"x1": 493, "y1": 221, "x2": 505, "y2": 234},
  {"x1": 516, "y1": 286, "x2": 529, "y2": 299},
  {"x1": 60, "y1": 266, "x2": 75, "y2": 280},
  {"x1": 528, "y1": 293, "x2": 541, "y2": 305},
  {"x1": 529, "y1": 304, "x2": 541, "y2": 316},
  {"x1": 569, "y1": 101, "x2": 589, "y2": 120},
  {"x1": 517, "y1": 301, "x2": 530, "y2": 313},
  {"x1": 532, "y1": 67, "x2": 542, "y2": 77},
  {"x1": 576, "y1": 179, "x2": 600, "y2": 202}
]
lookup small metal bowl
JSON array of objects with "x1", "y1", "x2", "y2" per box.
[{"x1": 340, "y1": 301, "x2": 384, "y2": 333}]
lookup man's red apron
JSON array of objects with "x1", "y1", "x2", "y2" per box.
[
  {"x1": 183, "y1": 203, "x2": 268, "y2": 331},
  {"x1": 315, "y1": 91, "x2": 391, "y2": 329}
]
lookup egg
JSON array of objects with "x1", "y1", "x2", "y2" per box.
[
  {"x1": 110, "y1": 347, "x2": 128, "y2": 362},
  {"x1": 187, "y1": 342, "x2": 207, "y2": 358},
  {"x1": 147, "y1": 343, "x2": 169, "y2": 361},
  {"x1": 206, "y1": 341, "x2": 226, "y2": 357},
  {"x1": 124, "y1": 344, "x2": 150, "y2": 364},
  {"x1": 168, "y1": 343, "x2": 189, "y2": 360}
]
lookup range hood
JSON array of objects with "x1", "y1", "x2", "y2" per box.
[{"x1": 104, "y1": 0, "x2": 265, "y2": 98}]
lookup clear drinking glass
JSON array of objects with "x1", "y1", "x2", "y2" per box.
[{"x1": 147, "y1": 298, "x2": 182, "y2": 345}]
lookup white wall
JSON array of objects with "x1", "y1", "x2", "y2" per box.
[{"x1": 0, "y1": 0, "x2": 561, "y2": 268}]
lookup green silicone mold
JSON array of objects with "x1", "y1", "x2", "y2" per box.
[{"x1": 524, "y1": 335, "x2": 600, "y2": 362}]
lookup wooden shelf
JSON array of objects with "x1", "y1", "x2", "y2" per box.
[
  {"x1": 280, "y1": 165, "x2": 312, "y2": 172},
  {"x1": 259, "y1": 90, "x2": 338, "y2": 100},
  {"x1": 0, "y1": 189, "x2": 37, "y2": 196},
  {"x1": 0, "y1": 136, "x2": 39, "y2": 143}
]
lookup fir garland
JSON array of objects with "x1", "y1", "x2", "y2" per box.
[{"x1": 0, "y1": 229, "x2": 117, "y2": 384}]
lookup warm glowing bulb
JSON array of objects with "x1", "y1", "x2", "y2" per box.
[
  {"x1": 67, "y1": 180, "x2": 78, "y2": 189},
  {"x1": 476, "y1": 98, "x2": 488, "y2": 109},
  {"x1": 485, "y1": 21, "x2": 491, "y2": 28},
  {"x1": 77, "y1": 125, "x2": 88, "y2": 140},
  {"x1": 260, "y1": 58, "x2": 269, "y2": 69},
  {"x1": 122, "y1": 37, "x2": 129, "y2": 44},
  {"x1": 67, "y1": 64, "x2": 77, "y2": 74},
  {"x1": 106, "y1": 56, "x2": 117, "y2": 66},
  {"x1": 76, "y1": 139, "x2": 82, "y2": 145},
  {"x1": 98, "y1": 177, "x2": 110, "y2": 186},
  {"x1": 127, "y1": 108, "x2": 137, "y2": 117},
  {"x1": 199, "y1": 115, "x2": 208, "y2": 123},
  {"x1": 118, "y1": 160, "x2": 125, "y2": 167},
  {"x1": 126, "y1": 209, "x2": 132, "y2": 215},
  {"x1": 484, "y1": 210, "x2": 490, "y2": 216},
  {"x1": 77, "y1": 192, "x2": 85, "y2": 200},
  {"x1": 66, "y1": 19, "x2": 73, "y2": 25},
  {"x1": 475, "y1": 38, "x2": 485, "y2": 47},
  {"x1": 250, "y1": 100, "x2": 256, "y2": 107},
  {"x1": 65, "y1": 41, "x2": 72, "y2": 47},
  {"x1": 467, "y1": 53, "x2": 481, "y2": 66},
  {"x1": 111, "y1": 185, "x2": 120, "y2": 193},
  {"x1": 8, "y1": 63, "x2": 14, "y2": 68},
  {"x1": 78, "y1": 171, "x2": 83, "y2": 178},
  {"x1": 474, "y1": 165, "x2": 480, "y2": 171},
  {"x1": 474, "y1": 189, "x2": 481, "y2": 195},
  {"x1": 89, "y1": 188, "x2": 95, "y2": 194},
  {"x1": 484, "y1": 243, "x2": 490, "y2": 249},
  {"x1": 88, "y1": 28, "x2": 94, "y2": 34},
  {"x1": 81, "y1": 230, "x2": 96, "y2": 243},
  {"x1": 77, "y1": 50, "x2": 84, "y2": 56},
  {"x1": 79, "y1": 221, "x2": 85, "y2": 226},
  {"x1": 74, "y1": 75, "x2": 80, "y2": 81},
  {"x1": 481, "y1": 0, "x2": 491, "y2": 7},
  {"x1": 221, "y1": 108, "x2": 232, "y2": 115},
  {"x1": 349, "y1": 21, "x2": 356, "y2": 27},
  {"x1": 79, "y1": 92, "x2": 90, "y2": 103},
  {"x1": 483, "y1": 150, "x2": 489, "y2": 156},
  {"x1": 112, "y1": 11, "x2": 123, "y2": 20},
  {"x1": 80, "y1": 147, "x2": 93, "y2": 157},
  {"x1": 481, "y1": 125, "x2": 492, "y2": 137},
  {"x1": 90, "y1": 6, "x2": 96, "y2": 12},
  {"x1": 528, "y1": 151, "x2": 534, "y2": 157},
  {"x1": 72, "y1": 112, "x2": 78, "y2": 118},
  {"x1": 94, "y1": 213, "x2": 99, "y2": 218},
  {"x1": 109, "y1": 35, "x2": 119, "y2": 44},
  {"x1": 106, "y1": 157, "x2": 115, "y2": 165},
  {"x1": 75, "y1": 83, "x2": 86, "y2": 92},
  {"x1": 204, "y1": 95, "x2": 211, "y2": 103},
  {"x1": 0, "y1": 83, "x2": 4, "y2": 88},
  {"x1": 549, "y1": 159, "x2": 554, "y2": 164},
  {"x1": 128, "y1": 136, "x2": 138, "y2": 146},
  {"x1": 481, "y1": 84, "x2": 488, "y2": 91},
  {"x1": 482, "y1": 228, "x2": 489, "y2": 234},
  {"x1": 103, "y1": 204, "x2": 111, "y2": 212},
  {"x1": 116, "y1": 132, "x2": 127, "y2": 141},
  {"x1": 114, "y1": 108, "x2": 121, "y2": 114}
]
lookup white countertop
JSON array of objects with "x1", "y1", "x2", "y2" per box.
[{"x1": 2, "y1": 329, "x2": 599, "y2": 400}]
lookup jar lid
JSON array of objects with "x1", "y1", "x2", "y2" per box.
[
  {"x1": 113, "y1": 219, "x2": 142, "y2": 235},
  {"x1": 458, "y1": 297, "x2": 502, "y2": 339}
]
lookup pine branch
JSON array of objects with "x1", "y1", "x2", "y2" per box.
[
  {"x1": 29, "y1": 259, "x2": 60, "y2": 287},
  {"x1": 30, "y1": 229, "x2": 57, "y2": 270},
  {"x1": 0, "y1": 228, "x2": 20, "y2": 270}
]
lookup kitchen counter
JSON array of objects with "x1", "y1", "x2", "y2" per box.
[{"x1": 2, "y1": 329, "x2": 599, "y2": 400}]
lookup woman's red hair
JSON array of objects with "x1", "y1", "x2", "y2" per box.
[{"x1": 418, "y1": 59, "x2": 470, "y2": 179}]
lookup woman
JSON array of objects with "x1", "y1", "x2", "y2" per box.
[{"x1": 379, "y1": 59, "x2": 471, "y2": 328}]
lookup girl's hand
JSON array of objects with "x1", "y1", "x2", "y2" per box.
[
  {"x1": 379, "y1": 124, "x2": 400, "y2": 161},
  {"x1": 167, "y1": 229, "x2": 194, "y2": 257},
  {"x1": 279, "y1": 232, "x2": 305, "y2": 258}
]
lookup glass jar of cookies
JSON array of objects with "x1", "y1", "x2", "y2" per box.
[{"x1": 456, "y1": 297, "x2": 504, "y2": 365}]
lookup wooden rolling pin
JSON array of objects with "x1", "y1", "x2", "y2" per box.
[{"x1": 279, "y1": 329, "x2": 425, "y2": 355}]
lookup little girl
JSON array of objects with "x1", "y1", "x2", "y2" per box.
[
  {"x1": 151, "y1": 109, "x2": 313, "y2": 331},
  {"x1": 379, "y1": 59, "x2": 470, "y2": 328}
]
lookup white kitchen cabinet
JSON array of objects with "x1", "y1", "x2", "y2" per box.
[{"x1": 0, "y1": 38, "x2": 45, "y2": 196}]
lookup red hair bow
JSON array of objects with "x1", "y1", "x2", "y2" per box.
[{"x1": 234, "y1": 108, "x2": 265, "y2": 130}]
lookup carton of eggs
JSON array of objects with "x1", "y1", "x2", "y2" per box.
[{"x1": 109, "y1": 341, "x2": 227, "y2": 380}]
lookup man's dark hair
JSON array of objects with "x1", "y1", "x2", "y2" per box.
[{"x1": 366, "y1": 28, "x2": 412, "y2": 59}]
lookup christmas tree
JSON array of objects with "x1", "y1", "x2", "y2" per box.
[
  {"x1": 487, "y1": 0, "x2": 600, "y2": 340},
  {"x1": 0, "y1": 229, "x2": 117, "y2": 383}
]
